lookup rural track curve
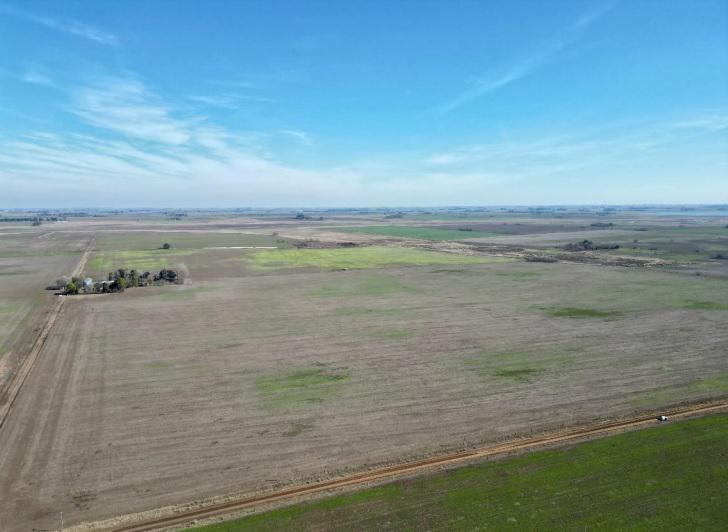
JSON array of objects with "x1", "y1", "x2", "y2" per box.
[
  {"x1": 0, "y1": 235, "x2": 95, "y2": 430},
  {"x1": 104, "y1": 398, "x2": 728, "y2": 532}
]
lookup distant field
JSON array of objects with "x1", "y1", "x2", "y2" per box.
[
  {"x1": 246, "y1": 246, "x2": 510, "y2": 270},
  {"x1": 193, "y1": 413, "x2": 728, "y2": 532},
  {"x1": 93, "y1": 231, "x2": 284, "y2": 251},
  {"x1": 334, "y1": 225, "x2": 501, "y2": 240},
  {"x1": 87, "y1": 249, "x2": 202, "y2": 275},
  {"x1": 589, "y1": 226, "x2": 728, "y2": 262}
]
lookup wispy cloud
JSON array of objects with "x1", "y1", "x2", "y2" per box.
[
  {"x1": 71, "y1": 79, "x2": 192, "y2": 144},
  {"x1": 425, "y1": 110, "x2": 728, "y2": 173},
  {"x1": 187, "y1": 92, "x2": 275, "y2": 109},
  {"x1": 279, "y1": 129, "x2": 312, "y2": 145},
  {"x1": 20, "y1": 64, "x2": 56, "y2": 87},
  {"x1": 0, "y1": 4, "x2": 119, "y2": 46},
  {"x1": 0, "y1": 76, "x2": 350, "y2": 205},
  {"x1": 439, "y1": 3, "x2": 615, "y2": 113},
  {"x1": 2, "y1": 71, "x2": 724, "y2": 207}
]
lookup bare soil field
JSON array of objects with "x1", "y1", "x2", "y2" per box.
[
  {"x1": 0, "y1": 215, "x2": 727, "y2": 531},
  {"x1": 0, "y1": 230, "x2": 91, "y2": 392}
]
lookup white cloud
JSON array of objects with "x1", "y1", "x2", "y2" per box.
[
  {"x1": 187, "y1": 93, "x2": 275, "y2": 109},
  {"x1": 279, "y1": 129, "x2": 312, "y2": 145},
  {"x1": 0, "y1": 4, "x2": 118, "y2": 46},
  {"x1": 72, "y1": 79, "x2": 193, "y2": 145},
  {"x1": 439, "y1": 3, "x2": 615, "y2": 113},
  {"x1": 1, "y1": 73, "x2": 725, "y2": 207}
]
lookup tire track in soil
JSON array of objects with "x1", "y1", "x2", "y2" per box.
[
  {"x1": 98, "y1": 398, "x2": 728, "y2": 532},
  {"x1": 0, "y1": 235, "x2": 95, "y2": 430}
]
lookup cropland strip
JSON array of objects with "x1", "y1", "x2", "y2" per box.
[
  {"x1": 246, "y1": 246, "x2": 510, "y2": 270},
  {"x1": 90, "y1": 400, "x2": 728, "y2": 532},
  {"x1": 334, "y1": 226, "x2": 501, "y2": 240}
]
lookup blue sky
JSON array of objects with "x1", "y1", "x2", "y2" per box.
[{"x1": 1, "y1": 0, "x2": 727, "y2": 207}]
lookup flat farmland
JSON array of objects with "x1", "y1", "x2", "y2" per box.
[
  {"x1": 0, "y1": 230, "x2": 91, "y2": 390},
  {"x1": 332, "y1": 225, "x2": 502, "y2": 240},
  {"x1": 1, "y1": 246, "x2": 727, "y2": 530},
  {"x1": 194, "y1": 413, "x2": 728, "y2": 531}
]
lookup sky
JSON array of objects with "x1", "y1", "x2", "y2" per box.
[{"x1": 0, "y1": 0, "x2": 727, "y2": 208}]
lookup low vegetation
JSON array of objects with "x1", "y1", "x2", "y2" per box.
[
  {"x1": 464, "y1": 350, "x2": 560, "y2": 384},
  {"x1": 246, "y1": 246, "x2": 509, "y2": 270},
  {"x1": 540, "y1": 306, "x2": 623, "y2": 319},
  {"x1": 680, "y1": 300, "x2": 728, "y2": 311},
  {"x1": 335, "y1": 225, "x2": 501, "y2": 240},
  {"x1": 256, "y1": 366, "x2": 350, "y2": 406},
  {"x1": 191, "y1": 413, "x2": 728, "y2": 531}
]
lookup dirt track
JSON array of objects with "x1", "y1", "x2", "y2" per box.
[
  {"x1": 98, "y1": 399, "x2": 728, "y2": 532},
  {"x1": 0, "y1": 235, "x2": 94, "y2": 429}
]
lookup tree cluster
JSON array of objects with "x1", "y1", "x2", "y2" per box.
[
  {"x1": 55, "y1": 268, "x2": 181, "y2": 296},
  {"x1": 563, "y1": 240, "x2": 620, "y2": 251}
]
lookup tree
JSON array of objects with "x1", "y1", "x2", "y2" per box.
[
  {"x1": 65, "y1": 279, "x2": 79, "y2": 295},
  {"x1": 129, "y1": 269, "x2": 139, "y2": 287},
  {"x1": 111, "y1": 277, "x2": 127, "y2": 292},
  {"x1": 162, "y1": 243, "x2": 171, "y2": 249}
]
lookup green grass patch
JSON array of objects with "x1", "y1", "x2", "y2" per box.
[
  {"x1": 569, "y1": 274, "x2": 728, "y2": 314},
  {"x1": 541, "y1": 306, "x2": 623, "y2": 319},
  {"x1": 335, "y1": 225, "x2": 500, "y2": 240},
  {"x1": 256, "y1": 365, "x2": 350, "y2": 406},
  {"x1": 88, "y1": 249, "x2": 200, "y2": 274},
  {"x1": 246, "y1": 246, "x2": 508, "y2": 270},
  {"x1": 376, "y1": 329, "x2": 414, "y2": 340},
  {"x1": 331, "y1": 306, "x2": 422, "y2": 317},
  {"x1": 191, "y1": 413, "x2": 728, "y2": 532},
  {"x1": 465, "y1": 350, "x2": 555, "y2": 384},
  {"x1": 494, "y1": 367, "x2": 544, "y2": 382},
  {"x1": 145, "y1": 360, "x2": 175, "y2": 370},
  {"x1": 495, "y1": 270, "x2": 540, "y2": 279},
  {"x1": 680, "y1": 300, "x2": 728, "y2": 311}
]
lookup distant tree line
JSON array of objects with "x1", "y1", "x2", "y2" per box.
[{"x1": 0, "y1": 216, "x2": 65, "y2": 224}]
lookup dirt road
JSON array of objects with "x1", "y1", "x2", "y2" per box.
[
  {"x1": 0, "y1": 235, "x2": 94, "y2": 429},
  {"x1": 95, "y1": 399, "x2": 728, "y2": 532}
]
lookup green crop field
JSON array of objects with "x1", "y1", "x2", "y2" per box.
[
  {"x1": 191, "y1": 413, "x2": 728, "y2": 532},
  {"x1": 246, "y1": 246, "x2": 511, "y2": 270},
  {"x1": 335, "y1": 225, "x2": 501, "y2": 240},
  {"x1": 87, "y1": 249, "x2": 202, "y2": 274}
]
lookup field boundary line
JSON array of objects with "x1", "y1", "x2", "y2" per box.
[
  {"x1": 0, "y1": 235, "x2": 94, "y2": 430},
  {"x1": 95, "y1": 398, "x2": 728, "y2": 532}
]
